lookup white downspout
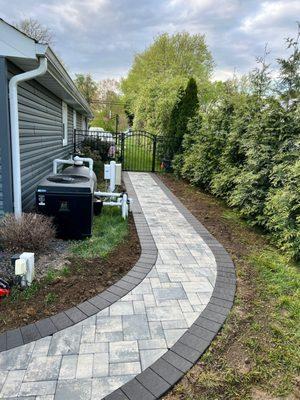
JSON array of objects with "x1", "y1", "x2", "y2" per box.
[{"x1": 9, "y1": 57, "x2": 48, "y2": 218}]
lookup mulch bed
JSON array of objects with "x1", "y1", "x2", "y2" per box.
[{"x1": 0, "y1": 214, "x2": 140, "y2": 333}]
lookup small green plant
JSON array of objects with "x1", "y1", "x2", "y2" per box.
[
  {"x1": 22, "y1": 282, "x2": 40, "y2": 301},
  {"x1": 45, "y1": 270, "x2": 57, "y2": 284},
  {"x1": 60, "y1": 266, "x2": 71, "y2": 277},
  {"x1": 44, "y1": 292, "x2": 58, "y2": 305},
  {"x1": 44, "y1": 266, "x2": 71, "y2": 283}
]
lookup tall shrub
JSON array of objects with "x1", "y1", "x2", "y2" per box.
[
  {"x1": 166, "y1": 78, "x2": 199, "y2": 160},
  {"x1": 175, "y1": 27, "x2": 300, "y2": 259}
]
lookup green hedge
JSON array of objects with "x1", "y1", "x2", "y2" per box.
[{"x1": 173, "y1": 34, "x2": 300, "y2": 260}]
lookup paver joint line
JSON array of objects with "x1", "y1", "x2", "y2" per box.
[{"x1": 0, "y1": 172, "x2": 235, "y2": 399}]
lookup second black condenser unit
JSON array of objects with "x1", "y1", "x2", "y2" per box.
[{"x1": 36, "y1": 165, "x2": 97, "y2": 239}]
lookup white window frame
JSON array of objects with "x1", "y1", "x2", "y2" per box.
[
  {"x1": 73, "y1": 109, "x2": 77, "y2": 130},
  {"x1": 62, "y1": 102, "x2": 68, "y2": 146}
]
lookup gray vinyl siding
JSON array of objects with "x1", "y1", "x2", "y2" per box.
[
  {"x1": 76, "y1": 112, "x2": 82, "y2": 131},
  {"x1": 0, "y1": 153, "x2": 3, "y2": 216},
  {"x1": 7, "y1": 62, "x2": 85, "y2": 211},
  {"x1": 68, "y1": 106, "x2": 74, "y2": 147}
]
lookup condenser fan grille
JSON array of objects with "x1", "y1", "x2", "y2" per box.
[{"x1": 47, "y1": 175, "x2": 90, "y2": 184}]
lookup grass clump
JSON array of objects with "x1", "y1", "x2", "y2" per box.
[
  {"x1": 44, "y1": 266, "x2": 71, "y2": 284},
  {"x1": 44, "y1": 292, "x2": 58, "y2": 305},
  {"x1": 70, "y1": 207, "x2": 128, "y2": 259}
]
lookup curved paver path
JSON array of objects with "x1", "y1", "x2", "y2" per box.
[{"x1": 0, "y1": 172, "x2": 235, "y2": 399}]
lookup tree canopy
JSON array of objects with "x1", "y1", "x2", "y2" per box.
[
  {"x1": 121, "y1": 32, "x2": 213, "y2": 133},
  {"x1": 74, "y1": 74, "x2": 99, "y2": 106}
]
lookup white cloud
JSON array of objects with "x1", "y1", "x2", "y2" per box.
[
  {"x1": 0, "y1": 0, "x2": 298, "y2": 82},
  {"x1": 240, "y1": 0, "x2": 300, "y2": 33}
]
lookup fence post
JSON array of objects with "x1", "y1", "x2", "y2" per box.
[
  {"x1": 120, "y1": 132, "x2": 125, "y2": 167},
  {"x1": 152, "y1": 135, "x2": 157, "y2": 172},
  {"x1": 73, "y1": 129, "x2": 77, "y2": 154}
]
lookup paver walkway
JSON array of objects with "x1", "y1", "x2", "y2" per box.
[{"x1": 0, "y1": 173, "x2": 218, "y2": 399}]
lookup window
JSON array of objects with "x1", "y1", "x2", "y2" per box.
[
  {"x1": 62, "y1": 102, "x2": 68, "y2": 146},
  {"x1": 73, "y1": 109, "x2": 77, "y2": 130}
]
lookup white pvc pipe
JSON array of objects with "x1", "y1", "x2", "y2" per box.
[
  {"x1": 94, "y1": 191, "x2": 122, "y2": 197},
  {"x1": 53, "y1": 159, "x2": 74, "y2": 175},
  {"x1": 109, "y1": 160, "x2": 116, "y2": 192},
  {"x1": 74, "y1": 156, "x2": 94, "y2": 177},
  {"x1": 122, "y1": 193, "x2": 128, "y2": 219},
  {"x1": 9, "y1": 57, "x2": 48, "y2": 218},
  {"x1": 52, "y1": 156, "x2": 94, "y2": 177},
  {"x1": 103, "y1": 201, "x2": 122, "y2": 206}
]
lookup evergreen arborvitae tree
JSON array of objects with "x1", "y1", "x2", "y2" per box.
[{"x1": 167, "y1": 77, "x2": 198, "y2": 158}]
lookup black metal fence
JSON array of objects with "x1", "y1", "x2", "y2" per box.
[{"x1": 74, "y1": 129, "x2": 179, "y2": 172}]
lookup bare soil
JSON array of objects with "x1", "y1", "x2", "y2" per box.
[{"x1": 0, "y1": 214, "x2": 140, "y2": 333}]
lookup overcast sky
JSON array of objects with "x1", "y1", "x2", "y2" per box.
[{"x1": 1, "y1": 0, "x2": 299, "y2": 81}]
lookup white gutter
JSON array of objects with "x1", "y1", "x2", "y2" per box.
[{"x1": 9, "y1": 57, "x2": 48, "y2": 218}]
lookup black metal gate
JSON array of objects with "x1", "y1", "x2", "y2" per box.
[
  {"x1": 74, "y1": 129, "x2": 174, "y2": 172},
  {"x1": 121, "y1": 130, "x2": 158, "y2": 172}
]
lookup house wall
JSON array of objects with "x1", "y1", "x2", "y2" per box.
[
  {"x1": 0, "y1": 57, "x2": 13, "y2": 216},
  {"x1": 6, "y1": 61, "x2": 87, "y2": 211},
  {"x1": 76, "y1": 112, "x2": 83, "y2": 130},
  {"x1": 0, "y1": 155, "x2": 3, "y2": 216}
]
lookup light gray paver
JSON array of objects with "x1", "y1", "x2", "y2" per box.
[
  {"x1": 93, "y1": 353, "x2": 109, "y2": 377},
  {"x1": 19, "y1": 381, "x2": 57, "y2": 397},
  {"x1": 0, "y1": 370, "x2": 24, "y2": 397},
  {"x1": 59, "y1": 355, "x2": 78, "y2": 380},
  {"x1": 55, "y1": 379, "x2": 92, "y2": 400},
  {"x1": 109, "y1": 341, "x2": 139, "y2": 363},
  {"x1": 24, "y1": 356, "x2": 61, "y2": 382},
  {"x1": 110, "y1": 361, "x2": 141, "y2": 376},
  {"x1": 0, "y1": 172, "x2": 217, "y2": 399},
  {"x1": 122, "y1": 315, "x2": 150, "y2": 340},
  {"x1": 91, "y1": 375, "x2": 134, "y2": 399}
]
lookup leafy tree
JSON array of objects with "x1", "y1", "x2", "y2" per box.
[
  {"x1": 121, "y1": 32, "x2": 213, "y2": 133},
  {"x1": 14, "y1": 18, "x2": 53, "y2": 44},
  {"x1": 74, "y1": 74, "x2": 99, "y2": 106},
  {"x1": 90, "y1": 78, "x2": 127, "y2": 131}
]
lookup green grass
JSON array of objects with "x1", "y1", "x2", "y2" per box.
[
  {"x1": 123, "y1": 138, "x2": 153, "y2": 171},
  {"x1": 244, "y1": 249, "x2": 300, "y2": 395},
  {"x1": 123, "y1": 137, "x2": 161, "y2": 171},
  {"x1": 8, "y1": 281, "x2": 40, "y2": 303},
  {"x1": 70, "y1": 206, "x2": 128, "y2": 258},
  {"x1": 44, "y1": 266, "x2": 71, "y2": 284}
]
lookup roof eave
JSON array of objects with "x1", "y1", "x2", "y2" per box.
[{"x1": 45, "y1": 47, "x2": 93, "y2": 118}]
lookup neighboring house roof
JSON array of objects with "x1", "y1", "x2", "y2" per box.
[{"x1": 0, "y1": 18, "x2": 93, "y2": 119}]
